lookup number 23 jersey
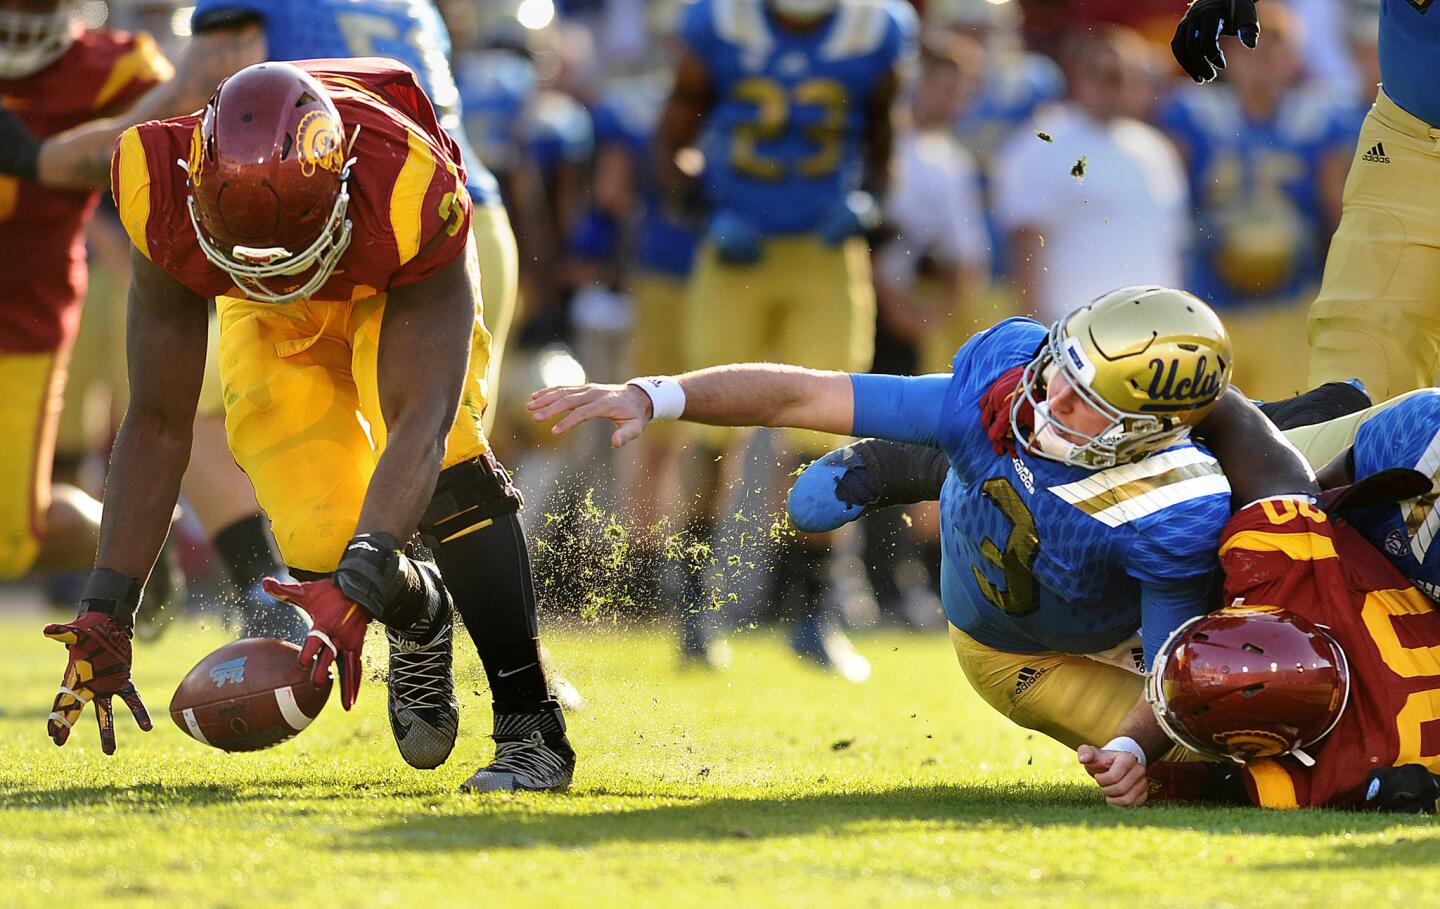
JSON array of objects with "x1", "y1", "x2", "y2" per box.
[
  {"x1": 938, "y1": 319, "x2": 1232, "y2": 657},
  {"x1": 680, "y1": 0, "x2": 915, "y2": 235}
]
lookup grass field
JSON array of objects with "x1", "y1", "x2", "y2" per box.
[{"x1": 2, "y1": 614, "x2": 1438, "y2": 908}]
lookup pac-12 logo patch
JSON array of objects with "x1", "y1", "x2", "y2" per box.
[
  {"x1": 295, "y1": 110, "x2": 346, "y2": 178},
  {"x1": 1385, "y1": 528, "x2": 1409, "y2": 558},
  {"x1": 210, "y1": 657, "x2": 247, "y2": 687}
]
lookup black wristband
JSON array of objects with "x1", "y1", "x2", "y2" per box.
[
  {"x1": 79, "y1": 568, "x2": 144, "y2": 628},
  {"x1": 0, "y1": 106, "x2": 41, "y2": 181},
  {"x1": 334, "y1": 532, "x2": 403, "y2": 621}
]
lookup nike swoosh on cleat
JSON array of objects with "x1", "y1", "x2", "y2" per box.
[{"x1": 496, "y1": 662, "x2": 538, "y2": 678}]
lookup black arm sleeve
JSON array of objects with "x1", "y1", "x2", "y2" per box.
[{"x1": 0, "y1": 106, "x2": 41, "y2": 181}]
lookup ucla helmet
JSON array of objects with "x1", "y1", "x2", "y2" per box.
[{"x1": 1012, "y1": 285, "x2": 1233, "y2": 470}]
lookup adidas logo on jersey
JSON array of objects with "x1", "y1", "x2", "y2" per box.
[
  {"x1": 1015, "y1": 666, "x2": 1049, "y2": 696},
  {"x1": 1362, "y1": 142, "x2": 1391, "y2": 164}
]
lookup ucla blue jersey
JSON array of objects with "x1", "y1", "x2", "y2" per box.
[
  {"x1": 593, "y1": 74, "x2": 699, "y2": 277},
  {"x1": 849, "y1": 320, "x2": 1230, "y2": 660},
  {"x1": 1348, "y1": 390, "x2": 1440, "y2": 602},
  {"x1": 191, "y1": 0, "x2": 502, "y2": 206},
  {"x1": 1381, "y1": 0, "x2": 1440, "y2": 128},
  {"x1": 680, "y1": 0, "x2": 916, "y2": 235},
  {"x1": 1159, "y1": 86, "x2": 1342, "y2": 307}
]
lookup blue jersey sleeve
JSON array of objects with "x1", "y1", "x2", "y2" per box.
[
  {"x1": 879, "y1": 0, "x2": 920, "y2": 69},
  {"x1": 849, "y1": 373, "x2": 952, "y2": 447},
  {"x1": 1139, "y1": 575, "x2": 1214, "y2": 667},
  {"x1": 679, "y1": 0, "x2": 718, "y2": 58}
]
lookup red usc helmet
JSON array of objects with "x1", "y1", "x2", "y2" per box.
[
  {"x1": 186, "y1": 62, "x2": 354, "y2": 304},
  {"x1": 1147, "y1": 603, "x2": 1350, "y2": 765}
]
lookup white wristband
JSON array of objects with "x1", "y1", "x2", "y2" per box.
[
  {"x1": 1103, "y1": 736, "x2": 1148, "y2": 767},
  {"x1": 627, "y1": 376, "x2": 686, "y2": 422}
]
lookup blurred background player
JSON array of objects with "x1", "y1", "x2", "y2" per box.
[
  {"x1": 1157, "y1": 5, "x2": 1349, "y2": 402},
  {"x1": 0, "y1": 0, "x2": 188, "y2": 630},
  {"x1": 655, "y1": 0, "x2": 917, "y2": 673},
  {"x1": 1172, "y1": 0, "x2": 1440, "y2": 400},
  {"x1": 991, "y1": 26, "x2": 1188, "y2": 323},
  {"x1": 585, "y1": 12, "x2": 700, "y2": 603}
]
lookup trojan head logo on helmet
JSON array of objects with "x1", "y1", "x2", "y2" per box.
[
  {"x1": 186, "y1": 62, "x2": 356, "y2": 305},
  {"x1": 1011, "y1": 285, "x2": 1233, "y2": 470},
  {"x1": 0, "y1": 0, "x2": 76, "y2": 79},
  {"x1": 1146, "y1": 604, "x2": 1351, "y2": 766}
]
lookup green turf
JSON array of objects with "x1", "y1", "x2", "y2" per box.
[{"x1": 1, "y1": 615, "x2": 1437, "y2": 908}]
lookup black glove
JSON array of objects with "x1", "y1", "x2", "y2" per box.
[
  {"x1": 0, "y1": 105, "x2": 41, "y2": 181},
  {"x1": 1171, "y1": 0, "x2": 1260, "y2": 84},
  {"x1": 1364, "y1": 764, "x2": 1440, "y2": 813}
]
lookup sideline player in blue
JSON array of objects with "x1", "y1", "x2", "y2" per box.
[
  {"x1": 1157, "y1": 5, "x2": 1349, "y2": 401},
  {"x1": 15, "y1": 0, "x2": 574, "y2": 792},
  {"x1": 1171, "y1": 0, "x2": 1440, "y2": 402},
  {"x1": 529, "y1": 286, "x2": 1236, "y2": 756},
  {"x1": 655, "y1": 0, "x2": 916, "y2": 672}
]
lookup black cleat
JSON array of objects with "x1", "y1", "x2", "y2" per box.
[
  {"x1": 459, "y1": 701, "x2": 576, "y2": 792},
  {"x1": 386, "y1": 605, "x2": 459, "y2": 770},
  {"x1": 135, "y1": 536, "x2": 187, "y2": 642}
]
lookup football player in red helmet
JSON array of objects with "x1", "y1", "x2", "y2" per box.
[
  {"x1": 46, "y1": 60, "x2": 576, "y2": 792},
  {"x1": 1077, "y1": 390, "x2": 1440, "y2": 811}
]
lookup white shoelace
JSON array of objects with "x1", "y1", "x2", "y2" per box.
[
  {"x1": 486, "y1": 731, "x2": 569, "y2": 782},
  {"x1": 387, "y1": 623, "x2": 452, "y2": 712}
]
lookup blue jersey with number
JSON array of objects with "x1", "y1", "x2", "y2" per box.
[
  {"x1": 1159, "y1": 86, "x2": 1342, "y2": 307},
  {"x1": 1381, "y1": 0, "x2": 1440, "y2": 128},
  {"x1": 679, "y1": 0, "x2": 915, "y2": 235},
  {"x1": 850, "y1": 319, "x2": 1231, "y2": 662},
  {"x1": 1347, "y1": 390, "x2": 1440, "y2": 602},
  {"x1": 593, "y1": 73, "x2": 699, "y2": 277},
  {"x1": 191, "y1": 0, "x2": 501, "y2": 206}
]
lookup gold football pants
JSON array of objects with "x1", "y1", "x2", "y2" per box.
[
  {"x1": 216, "y1": 244, "x2": 491, "y2": 574},
  {"x1": 948, "y1": 625, "x2": 1197, "y2": 760},
  {"x1": 1308, "y1": 89, "x2": 1440, "y2": 400},
  {"x1": 0, "y1": 348, "x2": 67, "y2": 577},
  {"x1": 472, "y1": 203, "x2": 518, "y2": 436},
  {"x1": 684, "y1": 234, "x2": 875, "y2": 455}
]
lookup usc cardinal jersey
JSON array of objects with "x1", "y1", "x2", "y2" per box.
[
  {"x1": 110, "y1": 57, "x2": 471, "y2": 304},
  {"x1": 1217, "y1": 500, "x2": 1440, "y2": 808},
  {"x1": 0, "y1": 26, "x2": 170, "y2": 352}
]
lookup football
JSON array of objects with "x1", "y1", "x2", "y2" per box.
[{"x1": 169, "y1": 638, "x2": 331, "y2": 752}]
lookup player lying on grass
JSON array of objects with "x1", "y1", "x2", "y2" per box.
[
  {"x1": 43, "y1": 60, "x2": 575, "y2": 791},
  {"x1": 783, "y1": 371, "x2": 1440, "y2": 809},
  {"x1": 533, "y1": 285, "x2": 1244, "y2": 764}
]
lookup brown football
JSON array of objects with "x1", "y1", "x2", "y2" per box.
[{"x1": 169, "y1": 638, "x2": 331, "y2": 752}]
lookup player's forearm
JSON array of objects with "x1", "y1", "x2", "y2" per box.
[
  {"x1": 673, "y1": 364, "x2": 855, "y2": 435},
  {"x1": 354, "y1": 417, "x2": 446, "y2": 543},
  {"x1": 1110, "y1": 696, "x2": 1173, "y2": 762},
  {"x1": 95, "y1": 411, "x2": 192, "y2": 580},
  {"x1": 1194, "y1": 388, "x2": 1318, "y2": 505}
]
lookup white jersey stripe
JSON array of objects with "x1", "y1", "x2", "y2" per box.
[
  {"x1": 1048, "y1": 447, "x2": 1216, "y2": 505},
  {"x1": 1085, "y1": 474, "x2": 1232, "y2": 528}
]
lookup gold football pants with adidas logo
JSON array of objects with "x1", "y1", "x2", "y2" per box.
[{"x1": 1309, "y1": 89, "x2": 1440, "y2": 400}]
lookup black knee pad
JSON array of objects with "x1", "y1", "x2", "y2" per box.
[
  {"x1": 1258, "y1": 381, "x2": 1372, "y2": 431},
  {"x1": 420, "y1": 453, "x2": 524, "y2": 546}
]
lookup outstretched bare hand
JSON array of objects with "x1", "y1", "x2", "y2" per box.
[{"x1": 528, "y1": 383, "x2": 655, "y2": 448}]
